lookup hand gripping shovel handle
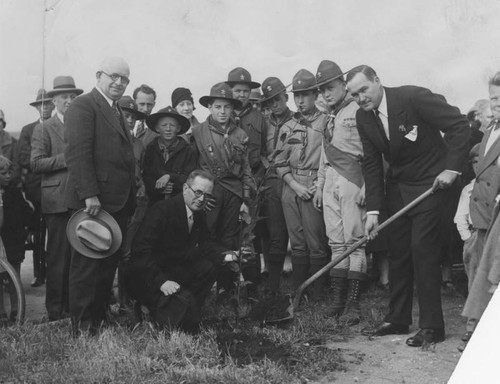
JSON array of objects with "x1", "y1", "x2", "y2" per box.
[{"x1": 293, "y1": 187, "x2": 434, "y2": 310}]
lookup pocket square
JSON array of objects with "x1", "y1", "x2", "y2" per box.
[{"x1": 404, "y1": 125, "x2": 418, "y2": 142}]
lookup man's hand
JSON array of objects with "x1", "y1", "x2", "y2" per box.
[
  {"x1": 84, "y1": 196, "x2": 101, "y2": 216},
  {"x1": 223, "y1": 251, "x2": 239, "y2": 263},
  {"x1": 155, "y1": 174, "x2": 171, "y2": 190},
  {"x1": 291, "y1": 181, "x2": 313, "y2": 200},
  {"x1": 313, "y1": 189, "x2": 323, "y2": 211},
  {"x1": 365, "y1": 214, "x2": 379, "y2": 240},
  {"x1": 357, "y1": 184, "x2": 366, "y2": 207},
  {"x1": 162, "y1": 182, "x2": 174, "y2": 195},
  {"x1": 432, "y1": 170, "x2": 458, "y2": 192},
  {"x1": 204, "y1": 194, "x2": 216, "y2": 212},
  {"x1": 160, "y1": 280, "x2": 180, "y2": 296}
]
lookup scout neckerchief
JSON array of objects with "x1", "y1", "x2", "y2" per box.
[
  {"x1": 157, "y1": 137, "x2": 179, "y2": 163},
  {"x1": 270, "y1": 108, "x2": 294, "y2": 148},
  {"x1": 207, "y1": 115, "x2": 243, "y2": 170},
  {"x1": 291, "y1": 107, "x2": 322, "y2": 162},
  {"x1": 324, "y1": 95, "x2": 354, "y2": 144}
]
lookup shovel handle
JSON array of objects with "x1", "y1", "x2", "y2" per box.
[{"x1": 293, "y1": 187, "x2": 434, "y2": 310}]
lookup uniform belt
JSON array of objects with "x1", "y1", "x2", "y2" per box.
[{"x1": 292, "y1": 168, "x2": 318, "y2": 176}]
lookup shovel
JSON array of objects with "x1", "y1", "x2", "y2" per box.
[{"x1": 292, "y1": 187, "x2": 434, "y2": 312}]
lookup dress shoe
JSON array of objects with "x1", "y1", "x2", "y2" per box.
[
  {"x1": 30, "y1": 277, "x2": 45, "y2": 287},
  {"x1": 406, "y1": 328, "x2": 445, "y2": 347},
  {"x1": 361, "y1": 322, "x2": 409, "y2": 336}
]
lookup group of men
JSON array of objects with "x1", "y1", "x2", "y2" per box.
[{"x1": 6, "y1": 55, "x2": 499, "y2": 350}]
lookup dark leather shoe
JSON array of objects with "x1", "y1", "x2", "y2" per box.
[
  {"x1": 406, "y1": 328, "x2": 445, "y2": 347},
  {"x1": 361, "y1": 322, "x2": 409, "y2": 336}
]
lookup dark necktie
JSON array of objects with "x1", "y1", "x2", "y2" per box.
[
  {"x1": 112, "y1": 102, "x2": 127, "y2": 133},
  {"x1": 374, "y1": 109, "x2": 389, "y2": 144},
  {"x1": 135, "y1": 121, "x2": 145, "y2": 137},
  {"x1": 494, "y1": 120, "x2": 500, "y2": 131}
]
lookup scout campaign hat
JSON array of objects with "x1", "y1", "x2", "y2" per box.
[
  {"x1": 226, "y1": 67, "x2": 261, "y2": 89},
  {"x1": 199, "y1": 82, "x2": 243, "y2": 109},
  {"x1": 171, "y1": 87, "x2": 195, "y2": 110},
  {"x1": 0, "y1": 110, "x2": 5, "y2": 126},
  {"x1": 29, "y1": 89, "x2": 52, "y2": 107},
  {"x1": 315, "y1": 60, "x2": 348, "y2": 87},
  {"x1": 260, "y1": 77, "x2": 288, "y2": 103},
  {"x1": 146, "y1": 106, "x2": 190, "y2": 135},
  {"x1": 291, "y1": 69, "x2": 318, "y2": 93},
  {"x1": 47, "y1": 76, "x2": 83, "y2": 98},
  {"x1": 117, "y1": 95, "x2": 147, "y2": 121},
  {"x1": 66, "y1": 209, "x2": 122, "y2": 259}
]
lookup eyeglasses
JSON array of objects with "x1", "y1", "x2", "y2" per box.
[
  {"x1": 185, "y1": 183, "x2": 211, "y2": 200},
  {"x1": 101, "y1": 71, "x2": 130, "y2": 85}
]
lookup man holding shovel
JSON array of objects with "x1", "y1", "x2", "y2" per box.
[{"x1": 347, "y1": 65, "x2": 469, "y2": 346}]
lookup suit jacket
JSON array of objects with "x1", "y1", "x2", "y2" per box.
[
  {"x1": 64, "y1": 88, "x2": 136, "y2": 212},
  {"x1": 130, "y1": 193, "x2": 226, "y2": 291},
  {"x1": 18, "y1": 120, "x2": 42, "y2": 202},
  {"x1": 469, "y1": 122, "x2": 500, "y2": 229},
  {"x1": 356, "y1": 86, "x2": 470, "y2": 211},
  {"x1": 30, "y1": 115, "x2": 69, "y2": 214}
]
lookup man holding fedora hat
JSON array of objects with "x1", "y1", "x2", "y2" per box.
[
  {"x1": 312, "y1": 60, "x2": 367, "y2": 324},
  {"x1": 31, "y1": 75, "x2": 83, "y2": 321},
  {"x1": 274, "y1": 69, "x2": 329, "y2": 297},
  {"x1": 64, "y1": 57, "x2": 136, "y2": 333},
  {"x1": 256, "y1": 76, "x2": 292, "y2": 293},
  {"x1": 18, "y1": 88, "x2": 54, "y2": 288},
  {"x1": 192, "y1": 82, "x2": 255, "y2": 292}
]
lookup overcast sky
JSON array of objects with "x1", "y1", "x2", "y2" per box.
[{"x1": 1, "y1": 0, "x2": 500, "y2": 133}]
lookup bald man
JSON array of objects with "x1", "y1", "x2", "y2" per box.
[{"x1": 64, "y1": 57, "x2": 136, "y2": 334}]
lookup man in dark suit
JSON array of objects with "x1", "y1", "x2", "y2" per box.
[
  {"x1": 64, "y1": 57, "x2": 136, "y2": 333},
  {"x1": 31, "y1": 76, "x2": 83, "y2": 321},
  {"x1": 125, "y1": 170, "x2": 231, "y2": 332},
  {"x1": 346, "y1": 65, "x2": 470, "y2": 346},
  {"x1": 18, "y1": 89, "x2": 54, "y2": 287}
]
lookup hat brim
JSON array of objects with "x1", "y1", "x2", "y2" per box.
[
  {"x1": 315, "y1": 70, "x2": 349, "y2": 88},
  {"x1": 291, "y1": 85, "x2": 319, "y2": 93},
  {"x1": 260, "y1": 89, "x2": 288, "y2": 105},
  {"x1": 226, "y1": 80, "x2": 261, "y2": 89},
  {"x1": 146, "y1": 111, "x2": 190, "y2": 135},
  {"x1": 199, "y1": 96, "x2": 243, "y2": 109},
  {"x1": 29, "y1": 98, "x2": 53, "y2": 107},
  {"x1": 121, "y1": 107, "x2": 147, "y2": 121},
  {"x1": 66, "y1": 209, "x2": 122, "y2": 259},
  {"x1": 47, "y1": 88, "x2": 84, "y2": 98}
]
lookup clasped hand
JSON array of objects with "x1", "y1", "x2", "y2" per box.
[{"x1": 160, "y1": 280, "x2": 180, "y2": 296}]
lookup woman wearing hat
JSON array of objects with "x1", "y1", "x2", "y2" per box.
[
  {"x1": 142, "y1": 107, "x2": 197, "y2": 206},
  {"x1": 171, "y1": 87, "x2": 200, "y2": 143}
]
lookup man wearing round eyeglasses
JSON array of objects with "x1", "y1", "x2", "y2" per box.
[
  {"x1": 125, "y1": 170, "x2": 233, "y2": 333},
  {"x1": 64, "y1": 56, "x2": 136, "y2": 334}
]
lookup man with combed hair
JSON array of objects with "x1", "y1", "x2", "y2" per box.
[
  {"x1": 64, "y1": 57, "x2": 136, "y2": 334},
  {"x1": 347, "y1": 65, "x2": 469, "y2": 346},
  {"x1": 133, "y1": 84, "x2": 158, "y2": 147}
]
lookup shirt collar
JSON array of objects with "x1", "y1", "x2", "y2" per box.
[
  {"x1": 96, "y1": 86, "x2": 114, "y2": 107},
  {"x1": 185, "y1": 204, "x2": 193, "y2": 220},
  {"x1": 376, "y1": 88, "x2": 388, "y2": 117},
  {"x1": 56, "y1": 111, "x2": 64, "y2": 124}
]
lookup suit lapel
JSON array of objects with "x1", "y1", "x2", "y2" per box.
[
  {"x1": 363, "y1": 111, "x2": 389, "y2": 153},
  {"x1": 386, "y1": 87, "x2": 406, "y2": 160},
  {"x1": 91, "y1": 88, "x2": 130, "y2": 142},
  {"x1": 477, "y1": 124, "x2": 500, "y2": 177},
  {"x1": 52, "y1": 115, "x2": 66, "y2": 143}
]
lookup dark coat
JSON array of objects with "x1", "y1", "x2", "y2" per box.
[
  {"x1": 356, "y1": 86, "x2": 470, "y2": 212},
  {"x1": 64, "y1": 88, "x2": 136, "y2": 212},
  {"x1": 18, "y1": 121, "x2": 42, "y2": 202},
  {"x1": 30, "y1": 115, "x2": 68, "y2": 214},
  {"x1": 129, "y1": 193, "x2": 226, "y2": 292},
  {"x1": 142, "y1": 137, "x2": 197, "y2": 205}
]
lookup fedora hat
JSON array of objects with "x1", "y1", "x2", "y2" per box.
[
  {"x1": 260, "y1": 77, "x2": 289, "y2": 104},
  {"x1": 117, "y1": 95, "x2": 147, "y2": 121},
  {"x1": 291, "y1": 69, "x2": 318, "y2": 93},
  {"x1": 249, "y1": 89, "x2": 263, "y2": 102},
  {"x1": 315, "y1": 60, "x2": 348, "y2": 87},
  {"x1": 146, "y1": 106, "x2": 190, "y2": 135},
  {"x1": 226, "y1": 67, "x2": 261, "y2": 89},
  {"x1": 66, "y1": 209, "x2": 122, "y2": 259},
  {"x1": 47, "y1": 76, "x2": 83, "y2": 98},
  {"x1": 199, "y1": 82, "x2": 243, "y2": 109},
  {"x1": 29, "y1": 89, "x2": 52, "y2": 107}
]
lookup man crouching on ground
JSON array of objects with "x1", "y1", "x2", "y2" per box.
[{"x1": 125, "y1": 170, "x2": 234, "y2": 333}]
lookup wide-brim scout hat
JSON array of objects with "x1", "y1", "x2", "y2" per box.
[
  {"x1": 29, "y1": 89, "x2": 52, "y2": 107},
  {"x1": 226, "y1": 67, "x2": 261, "y2": 89},
  {"x1": 260, "y1": 77, "x2": 289, "y2": 104},
  {"x1": 146, "y1": 106, "x2": 190, "y2": 135},
  {"x1": 66, "y1": 209, "x2": 122, "y2": 259},
  {"x1": 47, "y1": 76, "x2": 83, "y2": 98},
  {"x1": 199, "y1": 82, "x2": 243, "y2": 109},
  {"x1": 117, "y1": 95, "x2": 147, "y2": 121},
  {"x1": 315, "y1": 60, "x2": 350, "y2": 87},
  {"x1": 291, "y1": 69, "x2": 318, "y2": 93}
]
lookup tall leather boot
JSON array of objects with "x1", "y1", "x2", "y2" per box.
[
  {"x1": 292, "y1": 263, "x2": 309, "y2": 290},
  {"x1": 339, "y1": 279, "x2": 362, "y2": 325},
  {"x1": 309, "y1": 264, "x2": 327, "y2": 300},
  {"x1": 330, "y1": 277, "x2": 348, "y2": 316}
]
